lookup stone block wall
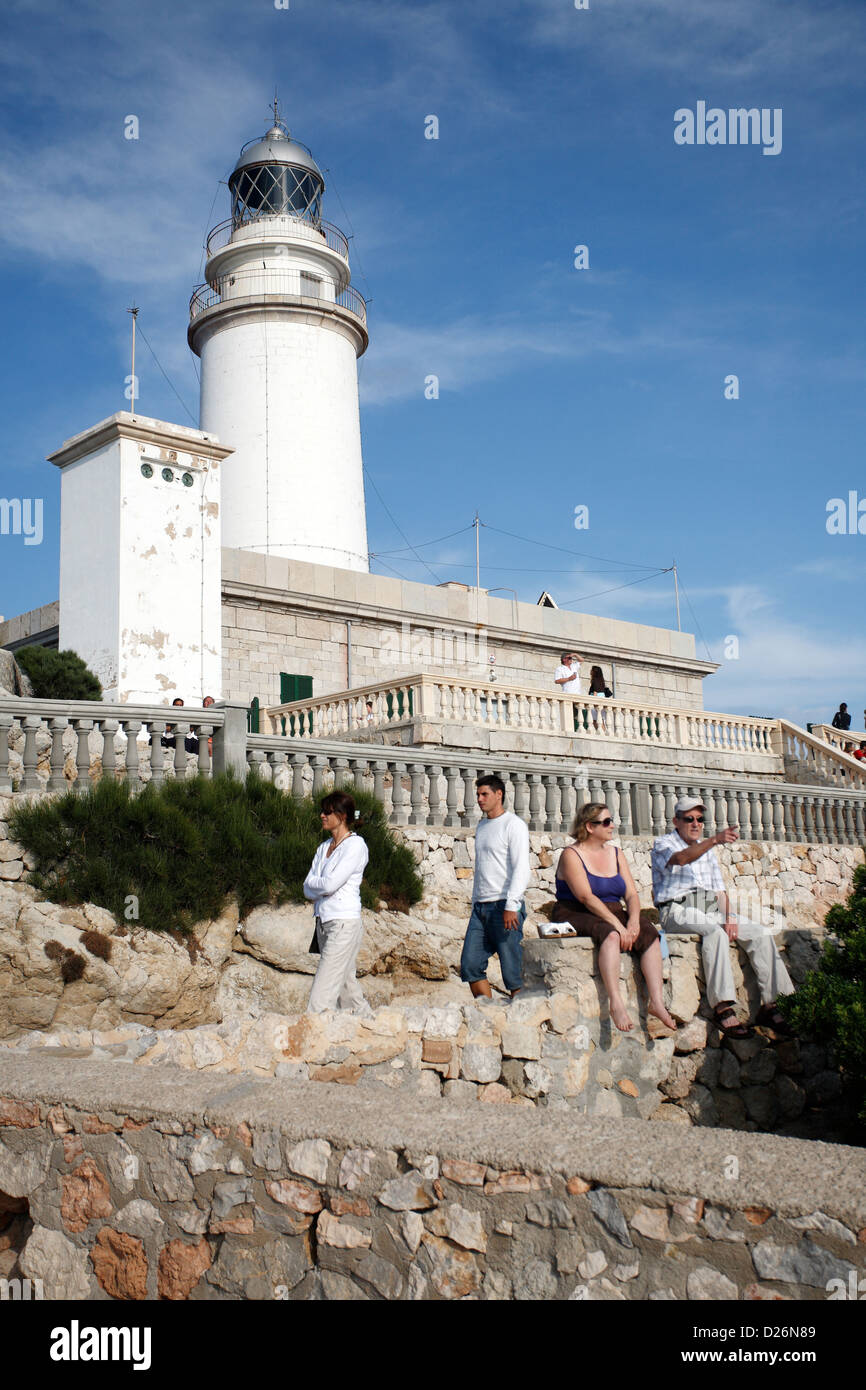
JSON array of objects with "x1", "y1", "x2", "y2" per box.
[
  {"x1": 1, "y1": 1059, "x2": 863, "y2": 1301},
  {"x1": 219, "y1": 548, "x2": 712, "y2": 711}
]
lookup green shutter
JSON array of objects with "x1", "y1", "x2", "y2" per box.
[{"x1": 280, "y1": 672, "x2": 314, "y2": 703}]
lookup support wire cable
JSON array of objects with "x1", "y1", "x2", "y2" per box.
[{"x1": 135, "y1": 324, "x2": 198, "y2": 425}]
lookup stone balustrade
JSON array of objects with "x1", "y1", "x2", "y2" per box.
[
  {"x1": 780, "y1": 720, "x2": 866, "y2": 791},
  {"x1": 246, "y1": 736, "x2": 866, "y2": 846},
  {"x1": 811, "y1": 723, "x2": 866, "y2": 757},
  {"x1": 3, "y1": 696, "x2": 865, "y2": 846},
  {"x1": 262, "y1": 674, "x2": 781, "y2": 760},
  {"x1": 0, "y1": 696, "x2": 220, "y2": 794}
]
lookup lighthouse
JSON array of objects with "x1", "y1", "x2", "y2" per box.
[{"x1": 189, "y1": 107, "x2": 370, "y2": 571}]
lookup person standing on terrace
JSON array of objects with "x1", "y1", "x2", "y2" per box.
[
  {"x1": 554, "y1": 651, "x2": 583, "y2": 694},
  {"x1": 832, "y1": 703, "x2": 852, "y2": 731}
]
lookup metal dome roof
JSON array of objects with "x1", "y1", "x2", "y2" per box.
[{"x1": 231, "y1": 125, "x2": 323, "y2": 182}]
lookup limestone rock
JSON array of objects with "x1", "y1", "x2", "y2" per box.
[
  {"x1": 338, "y1": 1148, "x2": 377, "y2": 1192},
  {"x1": 113, "y1": 1198, "x2": 164, "y2": 1241},
  {"x1": 687, "y1": 1265, "x2": 739, "y2": 1300},
  {"x1": 237, "y1": 904, "x2": 320, "y2": 974},
  {"x1": 424, "y1": 1202, "x2": 487, "y2": 1252},
  {"x1": 421, "y1": 1233, "x2": 481, "y2": 1299},
  {"x1": 316, "y1": 1210, "x2": 371, "y2": 1250},
  {"x1": 461, "y1": 1042, "x2": 501, "y2": 1084},
  {"x1": 751, "y1": 1237, "x2": 856, "y2": 1289},
  {"x1": 287, "y1": 1139, "x2": 331, "y2": 1185},
  {"x1": 674, "y1": 1017, "x2": 709, "y2": 1053},
  {"x1": 667, "y1": 956, "x2": 700, "y2": 1023},
  {"x1": 19, "y1": 1226, "x2": 93, "y2": 1300},
  {"x1": 0, "y1": 650, "x2": 33, "y2": 697},
  {"x1": 206, "y1": 1232, "x2": 310, "y2": 1298},
  {"x1": 377, "y1": 1171, "x2": 437, "y2": 1212}
]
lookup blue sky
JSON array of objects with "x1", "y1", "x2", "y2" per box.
[{"x1": 1, "y1": 0, "x2": 864, "y2": 727}]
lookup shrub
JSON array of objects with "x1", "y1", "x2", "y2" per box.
[
  {"x1": 779, "y1": 863, "x2": 866, "y2": 1130},
  {"x1": 11, "y1": 771, "x2": 422, "y2": 934},
  {"x1": 15, "y1": 646, "x2": 102, "y2": 700}
]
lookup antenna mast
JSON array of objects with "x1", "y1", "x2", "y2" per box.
[{"x1": 127, "y1": 305, "x2": 139, "y2": 416}]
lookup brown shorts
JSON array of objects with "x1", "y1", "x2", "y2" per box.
[{"x1": 549, "y1": 902, "x2": 660, "y2": 955}]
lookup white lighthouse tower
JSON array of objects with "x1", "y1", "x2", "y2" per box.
[{"x1": 189, "y1": 106, "x2": 370, "y2": 571}]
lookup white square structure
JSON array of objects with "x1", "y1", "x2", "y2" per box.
[{"x1": 48, "y1": 413, "x2": 232, "y2": 704}]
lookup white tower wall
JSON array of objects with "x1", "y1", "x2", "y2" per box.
[
  {"x1": 198, "y1": 314, "x2": 368, "y2": 567},
  {"x1": 49, "y1": 414, "x2": 231, "y2": 704}
]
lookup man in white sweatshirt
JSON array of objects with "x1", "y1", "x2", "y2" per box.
[{"x1": 459, "y1": 774, "x2": 531, "y2": 999}]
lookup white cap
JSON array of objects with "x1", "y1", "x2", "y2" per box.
[{"x1": 674, "y1": 796, "x2": 705, "y2": 816}]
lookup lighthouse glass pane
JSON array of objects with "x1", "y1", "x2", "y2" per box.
[{"x1": 231, "y1": 164, "x2": 324, "y2": 226}]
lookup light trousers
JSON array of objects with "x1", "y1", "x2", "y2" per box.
[
  {"x1": 659, "y1": 891, "x2": 794, "y2": 1009},
  {"x1": 307, "y1": 916, "x2": 372, "y2": 1015}
]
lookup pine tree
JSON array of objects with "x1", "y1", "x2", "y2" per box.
[{"x1": 15, "y1": 646, "x2": 102, "y2": 700}]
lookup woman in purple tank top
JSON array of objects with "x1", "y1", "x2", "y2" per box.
[{"x1": 551, "y1": 802, "x2": 675, "y2": 1034}]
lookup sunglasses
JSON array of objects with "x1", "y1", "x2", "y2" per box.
[
  {"x1": 591, "y1": 817, "x2": 614, "y2": 827},
  {"x1": 679, "y1": 815, "x2": 704, "y2": 824}
]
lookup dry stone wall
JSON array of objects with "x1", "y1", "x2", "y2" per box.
[{"x1": 1, "y1": 1058, "x2": 864, "y2": 1301}]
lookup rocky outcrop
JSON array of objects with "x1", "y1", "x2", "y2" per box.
[
  {"x1": 0, "y1": 650, "x2": 32, "y2": 698},
  {"x1": 0, "y1": 879, "x2": 237, "y2": 1038}
]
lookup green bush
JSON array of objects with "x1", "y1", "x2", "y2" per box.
[
  {"x1": 15, "y1": 646, "x2": 102, "y2": 700},
  {"x1": 779, "y1": 863, "x2": 866, "y2": 1129},
  {"x1": 9, "y1": 772, "x2": 423, "y2": 934}
]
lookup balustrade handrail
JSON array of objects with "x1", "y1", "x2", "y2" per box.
[
  {"x1": 4, "y1": 701, "x2": 866, "y2": 845},
  {"x1": 0, "y1": 695, "x2": 225, "y2": 725},
  {"x1": 247, "y1": 732, "x2": 866, "y2": 800},
  {"x1": 205, "y1": 214, "x2": 350, "y2": 262},
  {"x1": 263, "y1": 673, "x2": 780, "y2": 730},
  {"x1": 811, "y1": 722, "x2": 866, "y2": 748},
  {"x1": 189, "y1": 273, "x2": 366, "y2": 326},
  {"x1": 242, "y1": 732, "x2": 866, "y2": 843},
  {"x1": 778, "y1": 717, "x2": 866, "y2": 784}
]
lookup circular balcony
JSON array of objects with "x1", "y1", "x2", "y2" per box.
[
  {"x1": 188, "y1": 268, "x2": 368, "y2": 354},
  {"x1": 205, "y1": 213, "x2": 350, "y2": 263}
]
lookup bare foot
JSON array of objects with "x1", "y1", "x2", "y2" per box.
[
  {"x1": 647, "y1": 999, "x2": 677, "y2": 1031},
  {"x1": 609, "y1": 997, "x2": 634, "y2": 1032}
]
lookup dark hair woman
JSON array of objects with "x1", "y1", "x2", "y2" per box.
[
  {"x1": 303, "y1": 791, "x2": 372, "y2": 1015},
  {"x1": 588, "y1": 666, "x2": 612, "y2": 731},
  {"x1": 550, "y1": 802, "x2": 675, "y2": 1034}
]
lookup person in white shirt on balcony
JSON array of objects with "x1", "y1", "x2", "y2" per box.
[
  {"x1": 460, "y1": 775, "x2": 531, "y2": 1000},
  {"x1": 652, "y1": 797, "x2": 795, "y2": 1038},
  {"x1": 304, "y1": 790, "x2": 372, "y2": 1015},
  {"x1": 554, "y1": 651, "x2": 582, "y2": 694}
]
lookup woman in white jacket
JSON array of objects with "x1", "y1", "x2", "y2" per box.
[{"x1": 303, "y1": 790, "x2": 372, "y2": 1015}]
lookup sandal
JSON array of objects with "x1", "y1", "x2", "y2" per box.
[
  {"x1": 755, "y1": 1004, "x2": 795, "y2": 1037},
  {"x1": 714, "y1": 1005, "x2": 753, "y2": 1040}
]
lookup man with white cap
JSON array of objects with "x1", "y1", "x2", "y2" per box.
[{"x1": 651, "y1": 796, "x2": 795, "y2": 1037}]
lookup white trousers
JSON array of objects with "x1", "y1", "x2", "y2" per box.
[
  {"x1": 307, "y1": 917, "x2": 372, "y2": 1015},
  {"x1": 659, "y1": 892, "x2": 794, "y2": 1009}
]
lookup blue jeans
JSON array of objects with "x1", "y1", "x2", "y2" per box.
[{"x1": 460, "y1": 899, "x2": 525, "y2": 993}]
